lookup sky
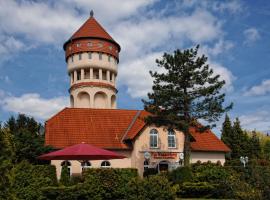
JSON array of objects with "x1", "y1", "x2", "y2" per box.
[{"x1": 0, "y1": 0, "x2": 269, "y2": 134}]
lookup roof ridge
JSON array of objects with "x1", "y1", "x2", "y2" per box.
[{"x1": 121, "y1": 110, "x2": 142, "y2": 142}]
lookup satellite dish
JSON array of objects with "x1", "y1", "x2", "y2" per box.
[{"x1": 144, "y1": 152, "x2": 151, "y2": 160}]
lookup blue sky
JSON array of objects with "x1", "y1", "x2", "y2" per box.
[{"x1": 0, "y1": 0, "x2": 269, "y2": 134}]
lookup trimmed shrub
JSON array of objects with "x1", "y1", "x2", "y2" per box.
[
  {"x1": 82, "y1": 168, "x2": 138, "y2": 199},
  {"x1": 127, "y1": 175, "x2": 178, "y2": 200},
  {"x1": 179, "y1": 182, "x2": 217, "y2": 198},
  {"x1": 10, "y1": 160, "x2": 57, "y2": 200},
  {"x1": 168, "y1": 166, "x2": 193, "y2": 184},
  {"x1": 59, "y1": 165, "x2": 70, "y2": 186}
]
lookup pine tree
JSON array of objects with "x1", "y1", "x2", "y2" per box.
[
  {"x1": 221, "y1": 114, "x2": 233, "y2": 147},
  {"x1": 142, "y1": 45, "x2": 232, "y2": 165},
  {"x1": 249, "y1": 131, "x2": 261, "y2": 159}
]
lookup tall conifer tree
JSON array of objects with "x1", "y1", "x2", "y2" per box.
[
  {"x1": 143, "y1": 45, "x2": 232, "y2": 165},
  {"x1": 221, "y1": 114, "x2": 233, "y2": 146}
]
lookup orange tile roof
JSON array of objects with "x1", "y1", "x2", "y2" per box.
[
  {"x1": 63, "y1": 16, "x2": 120, "y2": 51},
  {"x1": 45, "y1": 108, "x2": 230, "y2": 152},
  {"x1": 190, "y1": 127, "x2": 230, "y2": 152}
]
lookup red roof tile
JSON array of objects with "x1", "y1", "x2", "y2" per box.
[
  {"x1": 45, "y1": 108, "x2": 230, "y2": 152},
  {"x1": 190, "y1": 127, "x2": 230, "y2": 152},
  {"x1": 63, "y1": 16, "x2": 120, "y2": 51}
]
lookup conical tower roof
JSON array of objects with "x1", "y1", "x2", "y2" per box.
[{"x1": 63, "y1": 14, "x2": 120, "y2": 51}]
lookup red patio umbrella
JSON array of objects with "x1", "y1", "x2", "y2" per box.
[{"x1": 38, "y1": 143, "x2": 126, "y2": 161}]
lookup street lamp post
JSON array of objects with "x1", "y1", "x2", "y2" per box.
[{"x1": 240, "y1": 156, "x2": 248, "y2": 168}]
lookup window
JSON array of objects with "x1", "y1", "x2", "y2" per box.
[
  {"x1": 81, "y1": 161, "x2": 91, "y2": 171},
  {"x1": 101, "y1": 161, "x2": 111, "y2": 168},
  {"x1": 76, "y1": 43, "x2": 81, "y2": 47},
  {"x1": 99, "y1": 53, "x2": 102, "y2": 60},
  {"x1": 108, "y1": 56, "x2": 111, "y2": 62},
  {"x1": 71, "y1": 56, "x2": 74, "y2": 62},
  {"x1": 88, "y1": 52, "x2": 92, "y2": 59},
  {"x1": 77, "y1": 70, "x2": 81, "y2": 80},
  {"x1": 61, "y1": 160, "x2": 71, "y2": 176},
  {"x1": 150, "y1": 129, "x2": 158, "y2": 148},
  {"x1": 168, "y1": 130, "x2": 176, "y2": 148},
  {"x1": 79, "y1": 53, "x2": 82, "y2": 60},
  {"x1": 87, "y1": 42, "x2": 92, "y2": 47},
  {"x1": 98, "y1": 42, "x2": 103, "y2": 48}
]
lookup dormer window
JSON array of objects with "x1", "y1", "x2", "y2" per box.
[
  {"x1": 98, "y1": 42, "x2": 103, "y2": 48},
  {"x1": 109, "y1": 46, "x2": 112, "y2": 50},
  {"x1": 76, "y1": 43, "x2": 81, "y2": 47},
  {"x1": 87, "y1": 42, "x2": 93, "y2": 47},
  {"x1": 150, "y1": 129, "x2": 158, "y2": 148}
]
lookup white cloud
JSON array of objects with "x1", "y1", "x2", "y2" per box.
[
  {"x1": 212, "y1": 0, "x2": 243, "y2": 14},
  {"x1": 0, "y1": 0, "x2": 235, "y2": 99},
  {"x1": 240, "y1": 110, "x2": 270, "y2": 132},
  {"x1": 201, "y1": 39, "x2": 234, "y2": 57},
  {"x1": 208, "y1": 61, "x2": 235, "y2": 92},
  {"x1": 243, "y1": 28, "x2": 260, "y2": 45},
  {"x1": 118, "y1": 52, "x2": 163, "y2": 98},
  {"x1": 0, "y1": 93, "x2": 69, "y2": 120},
  {"x1": 244, "y1": 79, "x2": 270, "y2": 96}
]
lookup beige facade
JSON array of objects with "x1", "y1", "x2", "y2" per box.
[
  {"x1": 52, "y1": 125, "x2": 226, "y2": 178},
  {"x1": 190, "y1": 151, "x2": 226, "y2": 165}
]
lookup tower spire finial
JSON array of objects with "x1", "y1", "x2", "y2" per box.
[{"x1": 90, "y1": 10, "x2": 94, "y2": 18}]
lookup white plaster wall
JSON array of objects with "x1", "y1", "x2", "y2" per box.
[
  {"x1": 67, "y1": 52, "x2": 117, "y2": 74},
  {"x1": 190, "y1": 152, "x2": 226, "y2": 165}
]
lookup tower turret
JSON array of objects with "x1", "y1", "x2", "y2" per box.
[{"x1": 63, "y1": 11, "x2": 120, "y2": 109}]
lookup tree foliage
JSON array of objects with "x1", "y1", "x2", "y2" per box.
[
  {"x1": 3, "y1": 114, "x2": 53, "y2": 164},
  {"x1": 143, "y1": 45, "x2": 232, "y2": 165}
]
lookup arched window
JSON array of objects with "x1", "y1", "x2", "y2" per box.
[
  {"x1": 61, "y1": 160, "x2": 71, "y2": 176},
  {"x1": 81, "y1": 161, "x2": 91, "y2": 171},
  {"x1": 150, "y1": 129, "x2": 158, "y2": 148},
  {"x1": 101, "y1": 161, "x2": 111, "y2": 168},
  {"x1": 168, "y1": 130, "x2": 176, "y2": 148}
]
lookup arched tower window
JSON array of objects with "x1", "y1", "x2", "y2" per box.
[
  {"x1": 168, "y1": 129, "x2": 176, "y2": 148},
  {"x1": 111, "y1": 95, "x2": 116, "y2": 108},
  {"x1": 70, "y1": 95, "x2": 74, "y2": 108},
  {"x1": 150, "y1": 129, "x2": 158, "y2": 148},
  {"x1": 94, "y1": 92, "x2": 107, "y2": 109},
  {"x1": 77, "y1": 92, "x2": 90, "y2": 108}
]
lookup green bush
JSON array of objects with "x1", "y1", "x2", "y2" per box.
[
  {"x1": 179, "y1": 182, "x2": 217, "y2": 198},
  {"x1": 168, "y1": 166, "x2": 193, "y2": 184},
  {"x1": 127, "y1": 175, "x2": 177, "y2": 200},
  {"x1": 82, "y1": 168, "x2": 138, "y2": 199},
  {"x1": 143, "y1": 167, "x2": 158, "y2": 177},
  {"x1": 10, "y1": 161, "x2": 57, "y2": 200},
  {"x1": 59, "y1": 165, "x2": 70, "y2": 186}
]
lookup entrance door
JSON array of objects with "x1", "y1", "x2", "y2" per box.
[{"x1": 158, "y1": 161, "x2": 169, "y2": 172}]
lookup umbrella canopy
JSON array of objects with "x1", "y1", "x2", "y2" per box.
[{"x1": 38, "y1": 143, "x2": 126, "y2": 161}]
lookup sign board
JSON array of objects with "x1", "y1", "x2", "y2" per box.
[
  {"x1": 152, "y1": 152, "x2": 177, "y2": 159},
  {"x1": 144, "y1": 152, "x2": 151, "y2": 160}
]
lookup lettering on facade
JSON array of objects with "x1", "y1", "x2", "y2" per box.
[{"x1": 151, "y1": 152, "x2": 177, "y2": 159}]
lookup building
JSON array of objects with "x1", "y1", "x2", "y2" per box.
[{"x1": 45, "y1": 12, "x2": 230, "y2": 178}]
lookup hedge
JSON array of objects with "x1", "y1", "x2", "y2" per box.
[{"x1": 10, "y1": 160, "x2": 57, "y2": 200}]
